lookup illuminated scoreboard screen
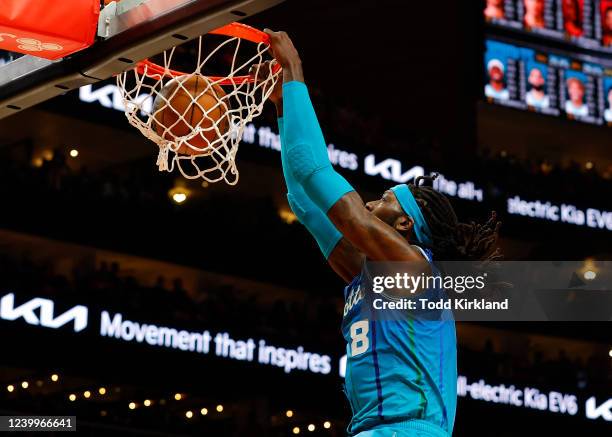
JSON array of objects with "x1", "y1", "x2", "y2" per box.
[
  {"x1": 484, "y1": 38, "x2": 612, "y2": 125},
  {"x1": 484, "y1": 1, "x2": 612, "y2": 126},
  {"x1": 484, "y1": 0, "x2": 612, "y2": 52}
]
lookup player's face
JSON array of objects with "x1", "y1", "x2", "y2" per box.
[
  {"x1": 488, "y1": 0, "x2": 503, "y2": 7},
  {"x1": 528, "y1": 68, "x2": 545, "y2": 87},
  {"x1": 525, "y1": 0, "x2": 544, "y2": 15},
  {"x1": 563, "y1": 0, "x2": 578, "y2": 21},
  {"x1": 606, "y1": 10, "x2": 612, "y2": 31},
  {"x1": 365, "y1": 190, "x2": 405, "y2": 228},
  {"x1": 489, "y1": 66, "x2": 504, "y2": 82},
  {"x1": 568, "y1": 81, "x2": 584, "y2": 103}
]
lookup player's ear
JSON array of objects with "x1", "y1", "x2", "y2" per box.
[{"x1": 394, "y1": 215, "x2": 414, "y2": 236}]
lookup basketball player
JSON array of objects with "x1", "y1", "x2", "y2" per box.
[
  {"x1": 485, "y1": 59, "x2": 510, "y2": 101},
  {"x1": 484, "y1": 0, "x2": 505, "y2": 20},
  {"x1": 562, "y1": 0, "x2": 583, "y2": 37},
  {"x1": 604, "y1": 87, "x2": 612, "y2": 123},
  {"x1": 565, "y1": 77, "x2": 588, "y2": 118},
  {"x1": 260, "y1": 30, "x2": 501, "y2": 437},
  {"x1": 524, "y1": 0, "x2": 545, "y2": 29},
  {"x1": 525, "y1": 67, "x2": 549, "y2": 109},
  {"x1": 603, "y1": 7, "x2": 612, "y2": 46}
]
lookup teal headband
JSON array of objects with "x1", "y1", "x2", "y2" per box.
[{"x1": 390, "y1": 184, "x2": 433, "y2": 246}]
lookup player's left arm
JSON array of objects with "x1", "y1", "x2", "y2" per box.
[
  {"x1": 251, "y1": 59, "x2": 364, "y2": 282},
  {"x1": 265, "y1": 29, "x2": 423, "y2": 262}
]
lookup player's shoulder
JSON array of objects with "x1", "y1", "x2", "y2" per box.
[{"x1": 410, "y1": 245, "x2": 432, "y2": 263}]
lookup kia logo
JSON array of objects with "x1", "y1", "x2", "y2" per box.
[{"x1": 0, "y1": 293, "x2": 88, "y2": 333}]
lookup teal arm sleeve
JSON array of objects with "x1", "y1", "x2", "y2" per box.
[
  {"x1": 282, "y1": 81, "x2": 355, "y2": 212},
  {"x1": 278, "y1": 117, "x2": 342, "y2": 259}
]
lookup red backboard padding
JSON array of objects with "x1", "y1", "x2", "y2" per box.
[{"x1": 0, "y1": 0, "x2": 100, "y2": 60}]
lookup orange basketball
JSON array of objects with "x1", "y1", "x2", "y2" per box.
[{"x1": 151, "y1": 75, "x2": 230, "y2": 155}]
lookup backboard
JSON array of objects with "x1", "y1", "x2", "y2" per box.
[{"x1": 0, "y1": 0, "x2": 284, "y2": 120}]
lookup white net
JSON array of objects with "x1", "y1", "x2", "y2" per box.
[{"x1": 116, "y1": 24, "x2": 280, "y2": 184}]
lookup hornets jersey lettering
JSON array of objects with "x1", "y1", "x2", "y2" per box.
[{"x1": 342, "y1": 248, "x2": 457, "y2": 436}]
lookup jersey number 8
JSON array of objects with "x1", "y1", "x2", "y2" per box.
[{"x1": 350, "y1": 319, "x2": 369, "y2": 356}]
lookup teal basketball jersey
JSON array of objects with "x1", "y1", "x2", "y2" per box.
[{"x1": 341, "y1": 248, "x2": 457, "y2": 436}]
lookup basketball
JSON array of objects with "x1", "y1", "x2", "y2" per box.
[{"x1": 151, "y1": 75, "x2": 230, "y2": 155}]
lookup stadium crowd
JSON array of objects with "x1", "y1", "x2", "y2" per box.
[
  {"x1": 1, "y1": 137, "x2": 610, "y2": 233},
  {"x1": 1, "y1": 252, "x2": 610, "y2": 396}
]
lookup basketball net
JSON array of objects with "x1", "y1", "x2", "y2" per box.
[{"x1": 116, "y1": 23, "x2": 280, "y2": 184}]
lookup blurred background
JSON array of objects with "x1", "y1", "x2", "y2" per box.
[{"x1": 0, "y1": 0, "x2": 610, "y2": 435}]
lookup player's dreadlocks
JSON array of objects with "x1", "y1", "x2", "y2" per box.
[{"x1": 409, "y1": 174, "x2": 502, "y2": 262}]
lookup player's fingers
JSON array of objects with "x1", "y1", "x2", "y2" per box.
[
  {"x1": 268, "y1": 60, "x2": 278, "y2": 74},
  {"x1": 263, "y1": 29, "x2": 278, "y2": 57},
  {"x1": 249, "y1": 61, "x2": 275, "y2": 82},
  {"x1": 264, "y1": 28, "x2": 289, "y2": 44},
  {"x1": 249, "y1": 63, "x2": 263, "y2": 80},
  {"x1": 263, "y1": 28, "x2": 277, "y2": 40}
]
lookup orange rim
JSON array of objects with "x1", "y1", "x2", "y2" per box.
[{"x1": 134, "y1": 22, "x2": 281, "y2": 85}]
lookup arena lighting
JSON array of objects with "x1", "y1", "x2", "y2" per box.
[
  {"x1": 6, "y1": 385, "x2": 14, "y2": 393},
  {"x1": 144, "y1": 399, "x2": 152, "y2": 407},
  {"x1": 41, "y1": 150, "x2": 54, "y2": 161},
  {"x1": 169, "y1": 187, "x2": 189, "y2": 205},
  {"x1": 172, "y1": 192, "x2": 187, "y2": 203},
  {"x1": 292, "y1": 427, "x2": 300, "y2": 435},
  {"x1": 585, "y1": 161, "x2": 594, "y2": 170},
  {"x1": 608, "y1": 349, "x2": 612, "y2": 358},
  {"x1": 50, "y1": 374, "x2": 59, "y2": 382},
  {"x1": 323, "y1": 421, "x2": 331, "y2": 429},
  {"x1": 581, "y1": 258, "x2": 598, "y2": 281},
  {"x1": 308, "y1": 424, "x2": 315, "y2": 432},
  {"x1": 69, "y1": 149, "x2": 79, "y2": 158},
  {"x1": 185, "y1": 411, "x2": 194, "y2": 419},
  {"x1": 200, "y1": 408, "x2": 208, "y2": 415},
  {"x1": 98, "y1": 387, "x2": 106, "y2": 395},
  {"x1": 84, "y1": 390, "x2": 91, "y2": 399},
  {"x1": 128, "y1": 402, "x2": 136, "y2": 410},
  {"x1": 32, "y1": 157, "x2": 43, "y2": 168},
  {"x1": 100, "y1": 410, "x2": 107, "y2": 417},
  {"x1": 286, "y1": 410, "x2": 294, "y2": 418},
  {"x1": 68, "y1": 394, "x2": 76, "y2": 401},
  {"x1": 36, "y1": 380, "x2": 43, "y2": 387},
  {"x1": 174, "y1": 393, "x2": 182, "y2": 401},
  {"x1": 216, "y1": 404, "x2": 224, "y2": 413},
  {"x1": 279, "y1": 208, "x2": 298, "y2": 224},
  {"x1": 21, "y1": 381, "x2": 28, "y2": 389}
]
